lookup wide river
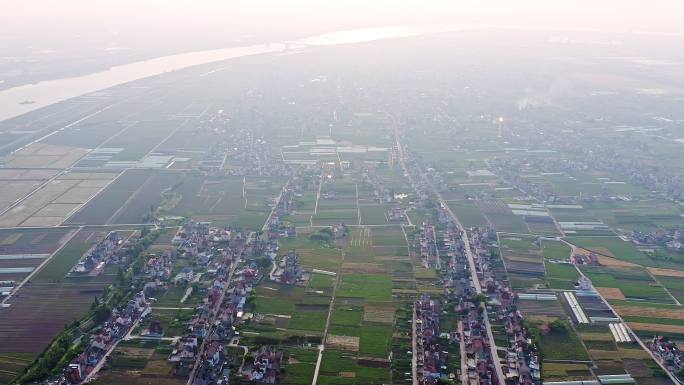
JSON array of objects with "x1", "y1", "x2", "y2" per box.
[
  {"x1": 0, "y1": 25, "x2": 461, "y2": 123},
  {"x1": 3, "y1": 23, "x2": 678, "y2": 123}
]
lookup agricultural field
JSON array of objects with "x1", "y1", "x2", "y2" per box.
[
  {"x1": 529, "y1": 319, "x2": 590, "y2": 361},
  {"x1": 477, "y1": 199, "x2": 530, "y2": 234},
  {"x1": 545, "y1": 262, "x2": 581, "y2": 289},
  {"x1": 92, "y1": 340, "x2": 184, "y2": 385},
  {"x1": 583, "y1": 200, "x2": 683, "y2": 233},
  {"x1": 541, "y1": 239, "x2": 572, "y2": 260},
  {"x1": 162, "y1": 174, "x2": 241, "y2": 217},
  {"x1": 498, "y1": 235, "x2": 545, "y2": 286},
  {"x1": 65, "y1": 169, "x2": 182, "y2": 225},
  {"x1": 565, "y1": 236, "x2": 656, "y2": 267},
  {"x1": 3, "y1": 143, "x2": 87, "y2": 169},
  {"x1": 580, "y1": 265, "x2": 673, "y2": 304},
  {"x1": 0, "y1": 227, "x2": 77, "y2": 283},
  {"x1": 610, "y1": 300, "x2": 684, "y2": 339},
  {"x1": 0, "y1": 353, "x2": 35, "y2": 385},
  {"x1": 0, "y1": 172, "x2": 118, "y2": 227},
  {"x1": 0, "y1": 281, "x2": 109, "y2": 354},
  {"x1": 0, "y1": 169, "x2": 59, "y2": 213},
  {"x1": 447, "y1": 199, "x2": 489, "y2": 228}
]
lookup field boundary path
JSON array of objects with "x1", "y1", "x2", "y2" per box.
[{"x1": 311, "y1": 249, "x2": 345, "y2": 385}]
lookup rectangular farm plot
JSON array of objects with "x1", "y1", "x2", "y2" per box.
[
  {"x1": 32, "y1": 228, "x2": 107, "y2": 283},
  {"x1": 162, "y1": 174, "x2": 285, "y2": 228},
  {"x1": 499, "y1": 236, "x2": 545, "y2": 276},
  {"x1": 359, "y1": 204, "x2": 390, "y2": 225},
  {"x1": 318, "y1": 349, "x2": 389, "y2": 384},
  {"x1": 545, "y1": 262, "x2": 580, "y2": 290},
  {"x1": 0, "y1": 172, "x2": 117, "y2": 227},
  {"x1": 0, "y1": 228, "x2": 72, "y2": 255},
  {"x1": 0, "y1": 282, "x2": 108, "y2": 354},
  {"x1": 566, "y1": 236, "x2": 654, "y2": 266},
  {"x1": 581, "y1": 266, "x2": 674, "y2": 303},
  {"x1": 337, "y1": 274, "x2": 392, "y2": 302},
  {"x1": 651, "y1": 274, "x2": 684, "y2": 304},
  {"x1": 103, "y1": 120, "x2": 184, "y2": 162},
  {"x1": 4, "y1": 143, "x2": 88, "y2": 169},
  {"x1": 447, "y1": 200, "x2": 488, "y2": 228},
  {"x1": 66, "y1": 169, "x2": 184, "y2": 225},
  {"x1": 541, "y1": 239, "x2": 572, "y2": 260}
]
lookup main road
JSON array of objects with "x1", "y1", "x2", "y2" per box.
[
  {"x1": 393, "y1": 129, "x2": 505, "y2": 385},
  {"x1": 431, "y1": 185, "x2": 506, "y2": 385}
]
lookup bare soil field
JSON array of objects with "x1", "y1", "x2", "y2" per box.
[
  {"x1": 627, "y1": 322, "x2": 684, "y2": 334},
  {"x1": 4, "y1": 143, "x2": 87, "y2": 169},
  {"x1": 0, "y1": 173, "x2": 116, "y2": 227},
  {"x1": 0, "y1": 282, "x2": 108, "y2": 353},
  {"x1": 0, "y1": 228, "x2": 72, "y2": 255},
  {"x1": 648, "y1": 268, "x2": 684, "y2": 278},
  {"x1": 613, "y1": 305, "x2": 684, "y2": 320},
  {"x1": 326, "y1": 334, "x2": 360, "y2": 351},
  {"x1": 363, "y1": 306, "x2": 395, "y2": 324},
  {"x1": 596, "y1": 287, "x2": 626, "y2": 300},
  {"x1": 0, "y1": 180, "x2": 43, "y2": 213},
  {"x1": 518, "y1": 298, "x2": 567, "y2": 317},
  {"x1": 0, "y1": 169, "x2": 59, "y2": 180},
  {"x1": 597, "y1": 255, "x2": 639, "y2": 268}
]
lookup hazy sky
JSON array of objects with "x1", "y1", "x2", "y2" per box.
[{"x1": 4, "y1": 0, "x2": 684, "y2": 43}]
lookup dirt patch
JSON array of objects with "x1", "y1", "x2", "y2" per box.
[
  {"x1": 598, "y1": 255, "x2": 639, "y2": 268},
  {"x1": 648, "y1": 268, "x2": 684, "y2": 278},
  {"x1": 339, "y1": 372, "x2": 356, "y2": 378},
  {"x1": 118, "y1": 347, "x2": 155, "y2": 358},
  {"x1": 326, "y1": 334, "x2": 359, "y2": 351},
  {"x1": 623, "y1": 358, "x2": 652, "y2": 377},
  {"x1": 274, "y1": 316, "x2": 290, "y2": 328},
  {"x1": 587, "y1": 247, "x2": 616, "y2": 258},
  {"x1": 617, "y1": 348, "x2": 650, "y2": 360},
  {"x1": 628, "y1": 322, "x2": 684, "y2": 334},
  {"x1": 363, "y1": 306, "x2": 395, "y2": 324},
  {"x1": 614, "y1": 305, "x2": 684, "y2": 320},
  {"x1": 596, "y1": 287, "x2": 626, "y2": 300},
  {"x1": 587, "y1": 350, "x2": 621, "y2": 361}
]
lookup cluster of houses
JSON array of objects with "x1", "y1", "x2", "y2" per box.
[
  {"x1": 271, "y1": 249, "x2": 303, "y2": 285},
  {"x1": 418, "y1": 221, "x2": 440, "y2": 269},
  {"x1": 71, "y1": 231, "x2": 126, "y2": 276},
  {"x1": 415, "y1": 294, "x2": 451, "y2": 384},
  {"x1": 166, "y1": 214, "x2": 293, "y2": 384},
  {"x1": 632, "y1": 228, "x2": 684, "y2": 254},
  {"x1": 168, "y1": 228, "x2": 252, "y2": 382},
  {"x1": 143, "y1": 250, "x2": 176, "y2": 288},
  {"x1": 441, "y1": 224, "x2": 503, "y2": 385},
  {"x1": 241, "y1": 346, "x2": 282, "y2": 384},
  {"x1": 470, "y1": 227, "x2": 541, "y2": 385},
  {"x1": 64, "y1": 291, "x2": 151, "y2": 384},
  {"x1": 362, "y1": 166, "x2": 394, "y2": 204},
  {"x1": 649, "y1": 336, "x2": 684, "y2": 374}
]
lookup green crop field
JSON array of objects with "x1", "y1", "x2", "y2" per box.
[
  {"x1": 447, "y1": 200, "x2": 489, "y2": 228},
  {"x1": 337, "y1": 274, "x2": 393, "y2": 302},
  {"x1": 541, "y1": 239, "x2": 572, "y2": 260},
  {"x1": 565, "y1": 236, "x2": 654, "y2": 266}
]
